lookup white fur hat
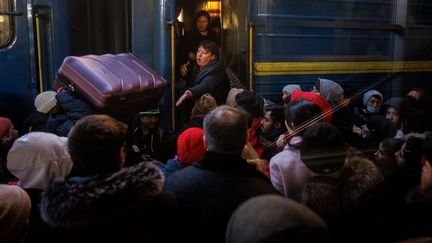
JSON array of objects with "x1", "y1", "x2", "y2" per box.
[{"x1": 7, "y1": 132, "x2": 73, "y2": 189}]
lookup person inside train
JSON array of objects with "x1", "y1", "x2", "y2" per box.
[
  {"x1": 164, "y1": 105, "x2": 279, "y2": 243},
  {"x1": 23, "y1": 91, "x2": 59, "y2": 133},
  {"x1": 174, "y1": 3, "x2": 184, "y2": 43},
  {"x1": 269, "y1": 100, "x2": 323, "y2": 198},
  {"x1": 178, "y1": 10, "x2": 219, "y2": 83},
  {"x1": 38, "y1": 114, "x2": 177, "y2": 243},
  {"x1": 0, "y1": 117, "x2": 18, "y2": 183},
  {"x1": 210, "y1": 16, "x2": 221, "y2": 43},
  {"x1": 176, "y1": 40, "x2": 230, "y2": 109},
  {"x1": 173, "y1": 2, "x2": 184, "y2": 84}
]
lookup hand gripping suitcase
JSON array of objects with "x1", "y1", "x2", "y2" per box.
[{"x1": 55, "y1": 53, "x2": 167, "y2": 117}]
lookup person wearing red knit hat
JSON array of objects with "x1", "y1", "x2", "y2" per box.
[
  {"x1": 290, "y1": 90, "x2": 332, "y2": 123},
  {"x1": 177, "y1": 127, "x2": 205, "y2": 165},
  {"x1": 163, "y1": 127, "x2": 206, "y2": 176}
]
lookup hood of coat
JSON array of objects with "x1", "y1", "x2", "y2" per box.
[
  {"x1": 317, "y1": 78, "x2": 344, "y2": 105},
  {"x1": 40, "y1": 161, "x2": 164, "y2": 227}
]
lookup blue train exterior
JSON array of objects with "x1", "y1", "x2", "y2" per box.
[
  {"x1": 0, "y1": 0, "x2": 70, "y2": 130},
  {"x1": 249, "y1": 0, "x2": 432, "y2": 102}
]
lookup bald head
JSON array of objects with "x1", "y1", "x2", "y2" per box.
[{"x1": 203, "y1": 105, "x2": 248, "y2": 154}]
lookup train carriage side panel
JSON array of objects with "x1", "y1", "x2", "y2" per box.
[
  {"x1": 0, "y1": 0, "x2": 70, "y2": 131},
  {"x1": 249, "y1": 0, "x2": 432, "y2": 103}
]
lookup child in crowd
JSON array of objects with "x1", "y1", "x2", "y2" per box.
[
  {"x1": 23, "y1": 91, "x2": 59, "y2": 133},
  {"x1": 164, "y1": 127, "x2": 205, "y2": 176}
]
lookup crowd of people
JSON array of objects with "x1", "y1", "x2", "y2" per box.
[{"x1": 1, "y1": 8, "x2": 432, "y2": 243}]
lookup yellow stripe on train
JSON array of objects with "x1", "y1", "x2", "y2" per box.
[{"x1": 254, "y1": 61, "x2": 432, "y2": 76}]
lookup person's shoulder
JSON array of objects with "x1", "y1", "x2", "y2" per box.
[
  {"x1": 165, "y1": 165, "x2": 199, "y2": 181},
  {"x1": 184, "y1": 29, "x2": 199, "y2": 38},
  {"x1": 203, "y1": 30, "x2": 219, "y2": 42}
]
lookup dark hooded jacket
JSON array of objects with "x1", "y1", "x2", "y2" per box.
[
  {"x1": 29, "y1": 162, "x2": 177, "y2": 243},
  {"x1": 45, "y1": 90, "x2": 95, "y2": 137},
  {"x1": 164, "y1": 151, "x2": 279, "y2": 243},
  {"x1": 188, "y1": 50, "x2": 230, "y2": 106}
]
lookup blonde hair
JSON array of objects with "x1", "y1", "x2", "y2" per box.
[{"x1": 191, "y1": 93, "x2": 217, "y2": 116}]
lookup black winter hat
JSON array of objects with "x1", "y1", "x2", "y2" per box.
[{"x1": 301, "y1": 122, "x2": 347, "y2": 174}]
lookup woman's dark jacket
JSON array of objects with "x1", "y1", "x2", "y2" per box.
[{"x1": 188, "y1": 50, "x2": 230, "y2": 105}]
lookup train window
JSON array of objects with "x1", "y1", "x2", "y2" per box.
[{"x1": 0, "y1": 0, "x2": 13, "y2": 48}]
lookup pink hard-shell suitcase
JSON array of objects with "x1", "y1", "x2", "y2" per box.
[{"x1": 55, "y1": 53, "x2": 167, "y2": 114}]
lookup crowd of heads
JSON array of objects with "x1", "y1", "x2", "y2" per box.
[{"x1": 1, "y1": 12, "x2": 432, "y2": 240}]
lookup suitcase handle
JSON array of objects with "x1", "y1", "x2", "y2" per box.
[{"x1": 56, "y1": 72, "x2": 76, "y2": 92}]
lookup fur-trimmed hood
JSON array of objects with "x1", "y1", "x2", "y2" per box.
[{"x1": 40, "y1": 161, "x2": 164, "y2": 227}]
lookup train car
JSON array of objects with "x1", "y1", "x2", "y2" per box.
[
  {"x1": 0, "y1": 0, "x2": 70, "y2": 131},
  {"x1": 1, "y1": 0, "x2": 432, "y2": 131},
  {"x1": 245, "y1": 0, "x2": 432, "y2": 101}
]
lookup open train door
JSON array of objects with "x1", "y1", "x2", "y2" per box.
[
  {"x1": 131, "y1": 0, "x2": 175, "y2": 128},
  {"x1": 221, "y1": 0, "x2": 249, "y2": 89},
  {"x1": 0, "y1": 0, "x2": 70, "y2": 131}
]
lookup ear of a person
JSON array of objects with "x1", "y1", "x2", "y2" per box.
[
  {"x1": 203, "y1": 135, "x2": 208, "y2": 150},
  {"x1": 119, "y1": 146, "x2": 126, "y2": 169}
]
